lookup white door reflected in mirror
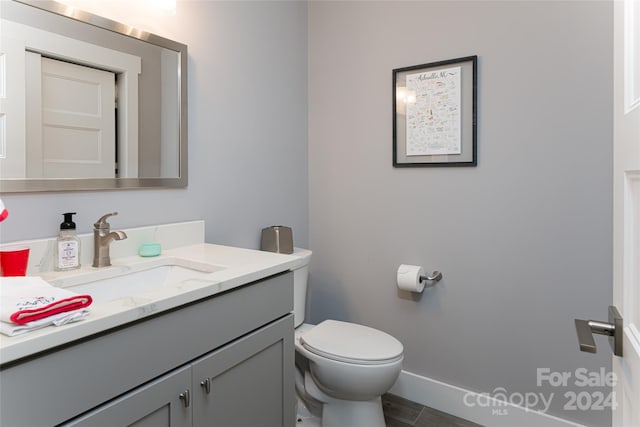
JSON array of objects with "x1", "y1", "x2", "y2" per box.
[{"x1": 27, "y1": 55, "x2": 116, "y2": 179}]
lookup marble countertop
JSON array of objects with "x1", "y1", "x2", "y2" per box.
[{"x1": 0, "y1": 243, "x2": 301, "y2": 365}]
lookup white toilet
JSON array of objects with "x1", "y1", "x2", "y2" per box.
[{"x1": 290, "y1": 248, "x2": 403, "y2": 427}]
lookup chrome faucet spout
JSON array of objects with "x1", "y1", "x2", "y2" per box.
[{"x1": 93, "y1": 212, "x2": 128, "y2": 268}]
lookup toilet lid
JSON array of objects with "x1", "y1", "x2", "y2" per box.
[{"x1": 299, "y1": 320, "x2": 403, "y2": 365}]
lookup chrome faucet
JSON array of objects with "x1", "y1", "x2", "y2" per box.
[{"x1": 93, "y1": 212, "x2": 127, "y2": 267}]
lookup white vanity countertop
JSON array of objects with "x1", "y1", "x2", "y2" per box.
[{"x1": 0, "y1": 243, "x2": 301, "y2": 365}]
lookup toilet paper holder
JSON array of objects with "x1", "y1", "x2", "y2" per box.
[
  {"x1": 420, "y1": 271, "x2": 443, "y2": 283},
  {"x1": 396, "y1": 264, "x2": 443, "y2": 293}
]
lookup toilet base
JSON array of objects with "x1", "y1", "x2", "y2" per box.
[
  {"x1": 296, "y1": 396, "x2": 321, "y2": 427},
  {"x1": 297, "y1": 367, "x2": 387, "y2": 427},
  {"x1": 320, "y1": 396, "x2": 385, "y2": 427}
]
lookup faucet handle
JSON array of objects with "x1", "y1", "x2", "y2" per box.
[{"x1": 94, "y1": 212, "x2": 118, "y2": 229}]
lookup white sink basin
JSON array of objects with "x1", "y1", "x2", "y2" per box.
[{"x1": 49, "y1": 258, "x2": 225, "y2": 304}]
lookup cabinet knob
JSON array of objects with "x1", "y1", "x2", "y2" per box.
[
  {"x1": 179, "y1": 389, "x2": 190, "y2": 408},
  {"x1": 200, "y1": 378, "x2": 211, "y2": 394}
]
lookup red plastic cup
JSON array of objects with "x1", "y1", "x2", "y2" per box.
[{"x1": 0, "y1": 246, "x2": 30, "y2": 276}]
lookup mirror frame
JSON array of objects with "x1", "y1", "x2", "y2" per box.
[{"x1": 0, "y1": 0, "x2": 188, "y2": 193}]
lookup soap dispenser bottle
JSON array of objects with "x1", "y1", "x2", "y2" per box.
[{"x1": 55, "y1": 212, "x2": 81, "y2": 271}]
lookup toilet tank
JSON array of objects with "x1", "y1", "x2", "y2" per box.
[{"x1": 291, "y1": 248, "x2": 312, "y2": 327}]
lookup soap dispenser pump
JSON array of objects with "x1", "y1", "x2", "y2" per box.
[{"x1": 54, "y1": 212, "x2": 81, "y2": 271}]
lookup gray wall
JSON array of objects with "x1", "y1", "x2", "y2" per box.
[
  {"x1": 307, "y1": 1, "x2": 612, "y2": 426},
  {"x1": 1, "y1": 1, "x2": 615, "y2": 425},
  {"x1": 0, "y1": 1, "x2": 309, "y2": 251}
]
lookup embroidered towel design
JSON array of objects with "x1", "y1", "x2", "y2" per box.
[{"x1": 0, "y1": 276, "x2": 92, "y2": 325}]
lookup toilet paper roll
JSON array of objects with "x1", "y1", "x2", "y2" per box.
[{"x1": 397, "y1": 264, "x2": 425, "y2": 293}]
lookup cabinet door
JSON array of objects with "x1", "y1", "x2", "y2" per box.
[
  {"x1": 192, "y1": 315, "x2": 295, "y2": 427},
  {"x1": 63, "y1": 366, "x2": 192, "y2": 427}
]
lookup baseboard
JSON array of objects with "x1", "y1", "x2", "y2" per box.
[{"x1": 389, "y1": 370, "x2": 586, "y2": 427}]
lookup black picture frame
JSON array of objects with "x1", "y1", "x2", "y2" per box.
[{"x1": 393, "y1": 55, "x2": 477, "y2": 167}]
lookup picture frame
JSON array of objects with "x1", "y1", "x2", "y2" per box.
[{"x1": 393, "y1": 55, "x2": 477, "y2": 167}]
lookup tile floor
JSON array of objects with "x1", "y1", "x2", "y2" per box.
[
  {"x1": 296, "y1": 393, "x2": 483, "y2": 427},
  {"x1": 382, "y1": 393, "x2": 483, "y2": 427}
]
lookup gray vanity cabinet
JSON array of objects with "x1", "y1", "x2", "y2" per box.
[
  {"x1": 65, "y1": 315, "x2": 293, "y2": 427},
  {"x1": 0, "y1": 272, "x2": 295, "y2": 427}
]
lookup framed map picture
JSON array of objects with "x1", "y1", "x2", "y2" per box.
[{"x1": 393, "y1": 56, "x2": 477, "y2": 167}]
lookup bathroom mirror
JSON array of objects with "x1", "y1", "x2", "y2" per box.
[{"x1": 0, "y1": 0, "x2": 188, "y2": 192}]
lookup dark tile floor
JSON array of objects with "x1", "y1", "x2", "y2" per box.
[{"x1": 382, "y1": 394, "x2": 483, "y2": 427}]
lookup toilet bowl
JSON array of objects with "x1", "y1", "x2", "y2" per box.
[{"x1": 290, "y1": 248, "x2": 403, "y2": 427}]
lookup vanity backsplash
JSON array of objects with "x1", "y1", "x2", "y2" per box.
[{"x1": 0, "y1": 221, "x2": 205, "y2": 275}]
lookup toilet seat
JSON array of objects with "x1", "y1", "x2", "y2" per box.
[{"x1": 299, "y1": 320, "x2": 403, "y2": 365}]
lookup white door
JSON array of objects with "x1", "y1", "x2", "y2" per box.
[
  {"x1": 613, "y1": 0, "x2": 640, "y2": 425},
  {"x1": 26, "y1": 53, "x2": 116, "y2": 178}
]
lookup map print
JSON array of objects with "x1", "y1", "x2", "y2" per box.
[{"x1": 405, "y1": 66, "x2": 461, "y2": 156}]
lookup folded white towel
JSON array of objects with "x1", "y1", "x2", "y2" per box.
[
  {"x1": 0, "y1": 308, "x2": 90, "y2": 336},
  {"x1": 0, "y1": 276, "x2": 92, "y2": 335}
]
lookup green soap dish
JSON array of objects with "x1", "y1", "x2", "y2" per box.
[{"x1": 139, "y1": 243, "x2": 161, "y2": 257}]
